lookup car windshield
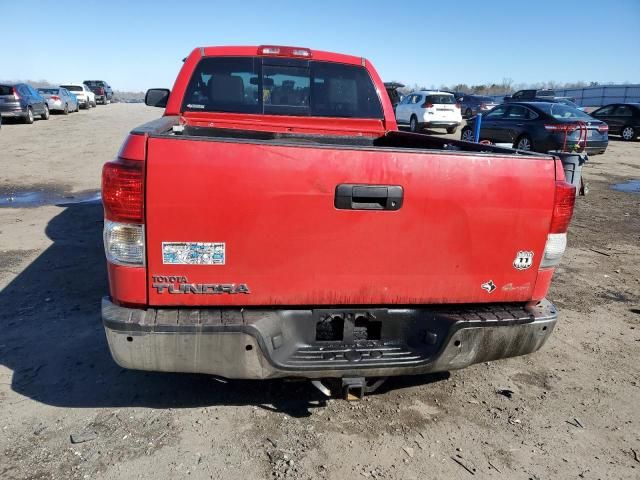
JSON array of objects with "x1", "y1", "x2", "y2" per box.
[
  {"x1": 38, "y1": 88, "x2": 59, "y2": 94},
  {"x1": 84, "y1": 81, "x2": 104, "y2": 87},
  {"x1": 61, "y1": 85, "x2": 82, "y2": 92},
  {"x1": 427, "y1": 94, "x2": 455, "y2": 104},
  {"x1": 0, "y1": 85, "x2": 14, "y2": 95},
  {"x1": 536, "y1": 103, "x2": 591, "y2": 120},
  {"x1": 182, "y1": 57, "x2": 383, "y2": 119},
  {"x1": 478, "y1": 96, "x2": 494, "y2": 102}
]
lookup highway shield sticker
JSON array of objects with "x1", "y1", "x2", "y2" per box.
[
  {"x1": 513, "y1": 251, "x2": 534, "y2": 270},
  {"x1": 162, "y1": 242, "x2": 225, "y2": 265}
]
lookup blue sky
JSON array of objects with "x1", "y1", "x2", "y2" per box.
[{"x1": 2, "y1": 0, "x2": 638, "y2": 91}]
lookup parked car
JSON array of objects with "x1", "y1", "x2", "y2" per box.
[
  {"x1": 37, "y1": 87, "x2": 79, "y2": 114},
  {"x1": 0, "y1": 83, "x2": 49, "y2": 123},
  {"x1": 60, "y1": 83, "x2": 95, "y2": 109},
  {"x1": 84, "y1": 80, "x2": 113, "y2": 104},
  {"x1": 504, "y1": 89, "x2": 555, "y2": 102},
  {"x1": 458, "y1": 94, "x2": 500, "y2": 118},
  {"x1": 384, "y1": 82, "x2": 404, "y2": 109},
  {"x1": 590, "y1": 103, "x2": 640, "y2": 141},
  {"x1": 100, "y1": 45, "x2": 574, "y2": 394},
  {"x1": 461, "y1": 102, "x2": 608, "y2": 154},
  {"x1": 395, "y1": 90, "x2": 462, "y2": 133}
]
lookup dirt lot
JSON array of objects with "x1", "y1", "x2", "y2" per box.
[{"x1": 1, "y1": 104, "x2": 638, "y2": 480}]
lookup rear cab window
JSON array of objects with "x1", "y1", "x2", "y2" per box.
[
  {"x1": 0, "y1": 85, "x2": 14, "y2": 95},
  {"x1": 61, "y1": 85, "x2": 83, "y2": 92},
  {"x1": 182, "y1": 56, "x2": 383, "y2": 119}
]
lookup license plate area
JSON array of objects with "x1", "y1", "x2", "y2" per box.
[{"x1": 314, "y1": 309, "x2": 385, "y2": 342}]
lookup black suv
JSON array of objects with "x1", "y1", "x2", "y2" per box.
[
  {"x1": 0, "y1": 83, "x2": 50, "y2": 124},
  {"x1": 504, "y1": 89, "x2": 555, "y2": 102},
  {"x1": 83, "y1": 80, "x2": 113, "y2": 104}
]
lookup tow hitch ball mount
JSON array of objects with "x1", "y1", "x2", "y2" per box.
[{"x1": 311, "y1": 377, "x2": 388, "y2": 401}]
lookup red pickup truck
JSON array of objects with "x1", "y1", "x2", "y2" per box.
[{"x1": 101, "y1": 45, "x2": 575, "y2": 396}]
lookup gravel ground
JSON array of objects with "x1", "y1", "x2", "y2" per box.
[{"x1": 0, "y1": 104, "x2": 638, "y2": 479}]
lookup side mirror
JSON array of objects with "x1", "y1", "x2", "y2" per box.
[{"x1": 145, "y1": 88, "x2": 170, "y2": 108}]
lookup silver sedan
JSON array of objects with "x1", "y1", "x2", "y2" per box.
[{"x1": 37, "y1": 87, "x2": 79, "y2": 114}]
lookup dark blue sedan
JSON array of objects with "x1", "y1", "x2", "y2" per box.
[{"x1": 461, "y1": 102, "x2": 608, "y2": 155}]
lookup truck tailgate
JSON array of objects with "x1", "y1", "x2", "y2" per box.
[{"x1": 145, "y1": 136, "x2": 555, "y2": 306}]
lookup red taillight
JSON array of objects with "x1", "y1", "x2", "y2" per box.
[
  {"x1": 51, "y1": 95, "x2": 60, "y2": 101},
  {"x1": 12, "y1": 87, "x2": 20, "y2": 100},
  {"x1": 102, "y1": 159, "x2": 144, "y2": 223},
  {"x1": 258, "y1": 45, "x2": 312, "y2": 58},
  {"x1": 98, "y1": 87, "x2": 105, "y2": 95},
  {"x1": 421, "y1": 102, "x2": 434, "y2": 108},
  {"x1": 545, "y1": 124, "x2": 577, "y2": 133},
  {"x1": 597, "y1": 124, "x2": 609, "y2": 133},
  {"x1": 454, "y1": 103, "x2": 460, "y2": 109},
  {"x1": 550, "y1": 160, "x2": 576, "y2": 233}
]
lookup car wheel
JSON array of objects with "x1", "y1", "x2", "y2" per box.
[
  {"x1": 515, "y1": 135, "x2": 533, "y2": 151},
  {"x1": 465, "y1": 108, "x2": 473, "y2": 118},
  {"x1": 409, "y1": 116, "x2": 419, "y2": 133},
  {"x1": 24, "y1": 107, "x2": 34, "y2": 124},
  {"x1": 92, "y1": 100, "x2": 96, "y2": 107},
  {"x1": 41, "y1": 105, "x2": 49, "y2": 120},
  {"x1": 446, "y1": 126, "x2": 458, "y2": 134},
  {"x1": 461, "y1": 127, "x2": 474, "y2": 142},
  {"x1": 621, "y1": 126, "x2": 636, "y2": 141},
  {"x1": 63, "y1": 104, "x2": 69, "y2": 115}
]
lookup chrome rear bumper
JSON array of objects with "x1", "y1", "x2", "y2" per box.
[{"x1": 102, "y1": 298, "x2": 557, "y2": 379}]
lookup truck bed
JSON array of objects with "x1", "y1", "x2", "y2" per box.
[{"x1": 142, "y1": 119, "x2": 535, "y2": 154}]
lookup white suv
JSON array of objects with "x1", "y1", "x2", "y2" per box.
[{"x1": 395, "y1": 91, "x2": 462, "y2": 134}]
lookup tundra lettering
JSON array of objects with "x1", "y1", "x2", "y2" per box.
[{"x1": 152, "y1": 283, "x2": 250, "y2": 294}]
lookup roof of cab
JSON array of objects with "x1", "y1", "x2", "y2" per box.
[{"x1": 195, "y1": 45, "x2": 366, "y2": 66}]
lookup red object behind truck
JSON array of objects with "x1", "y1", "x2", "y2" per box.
[{"x1": 101, "y1": 45, "x2": 575, "y2": 386}]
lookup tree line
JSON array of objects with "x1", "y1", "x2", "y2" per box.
[{"x1": 395, "y1": 78, "x2": 632, "y2": 96}]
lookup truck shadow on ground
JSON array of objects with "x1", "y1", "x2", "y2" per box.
[{"x1": 0, "y1": 203, "x2": 448, "y2": 417}]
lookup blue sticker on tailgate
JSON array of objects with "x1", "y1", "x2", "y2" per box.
[{"x1": 162, "y1": 242, "x2": 225, "y2": 265}]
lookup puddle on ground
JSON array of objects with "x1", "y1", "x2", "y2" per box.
[
  {"x1": 611, "y1": 179, "x2": 640, "y2": 194},
  {"x1": 0, "y1": 186, "x2": 101, "y2": 208}
]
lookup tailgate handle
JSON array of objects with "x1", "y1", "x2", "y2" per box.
[{"x1": 334, "y1": 184, "x2": 403, "y2": 211}]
